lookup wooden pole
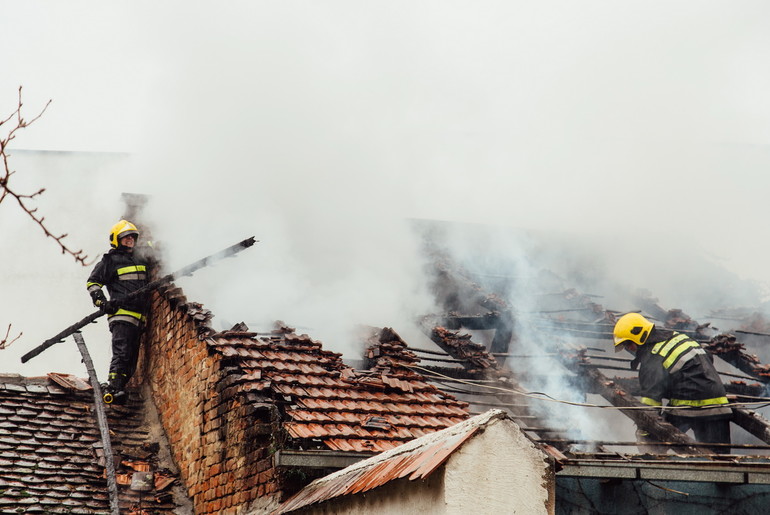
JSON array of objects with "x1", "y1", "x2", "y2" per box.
[{"x1": 73, "y1": 332, "x2": 120, "y2": 515}]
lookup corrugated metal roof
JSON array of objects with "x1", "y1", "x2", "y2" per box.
[{"x1": 273, "y1": 409, "x2": 508, "y2": 513}]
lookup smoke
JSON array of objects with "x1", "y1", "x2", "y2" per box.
[
  {"x1": 425, "y1": 221, "x2": 769, "y2": 444},
  {"x1": 0, "y1": 151, "x2": 136, "y2": 377},
  {"x1": 3, "y1": 2, "x2": 770, "y2": 392}
]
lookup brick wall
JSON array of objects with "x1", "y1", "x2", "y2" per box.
[{"x1": 137, "y1": 287, "x2": 280, "y2": 514}]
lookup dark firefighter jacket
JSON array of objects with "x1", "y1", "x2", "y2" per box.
[
  {"x1": 86, "y1": 248, "x2": 150, "y2": 326},
  {"x1": 637, "y1": 331, "x2": 731, "y2": 419}
]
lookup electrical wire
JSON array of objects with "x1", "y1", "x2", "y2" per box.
[{"x1": 407, "y1": 363, "x2": 770, "y2": 411}]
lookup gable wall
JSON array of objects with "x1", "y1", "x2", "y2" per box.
[
  {"x1": 138, "y1": 291, "x2": 280, "y2": 514},
  {"x1": 443, "y1": 418, "x2": 554, "y2": 514}
]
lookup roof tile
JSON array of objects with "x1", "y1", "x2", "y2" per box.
[
  {"x1": 0, "y1": 377, "x2": 183, "y2": 513},
  {"x1": 210, "y1": 329, "x2": 470, "y2": 454}
]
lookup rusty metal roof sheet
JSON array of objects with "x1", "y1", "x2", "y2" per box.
[
  {"x1": 209, "y1": 329, "x2": 470, "y2": 453},
  {"x1": 274, "y1": 409, "x2": 508, "y2": 513}
]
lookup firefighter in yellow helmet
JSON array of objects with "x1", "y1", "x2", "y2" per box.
[
  {"x1": 613, "y1": 313, "x2": 732, "y2": 452},
  {"x1": 86, "y1": 220, "x2": 151, "y2": 404}
]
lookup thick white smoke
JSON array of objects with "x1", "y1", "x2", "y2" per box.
[{"x1": 2, "y1": 2, "x2": 770, "y2": 389}]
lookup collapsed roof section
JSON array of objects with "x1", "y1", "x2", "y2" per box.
[
  {"x1": 207, "y1": 324, "x2": 469, "y2": 454},
  {"x1": 416, "y1": 243, "x2": 770, "y2": 461}
]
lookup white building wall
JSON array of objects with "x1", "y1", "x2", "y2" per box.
[{"x1": 444, "y1": 417, "x2": 554, "y2": 514}]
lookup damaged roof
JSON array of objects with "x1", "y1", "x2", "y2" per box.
[
  {"x1": 418, "y1": 248, "x2": 770, "y2": 459},
  {"x1": 208, "y1": 326, "x2": 469, "y2": 454}
]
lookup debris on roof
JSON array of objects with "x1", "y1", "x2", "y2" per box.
[
  {"x1": 47, "y1": 372, "x2": 92, "y2": 391},
  {"x1": 208, "y1": 327, "x2": 470, "y2": 454},
  {"x1": 421, "y1": 320, "x2": 501, "y2": 373}
]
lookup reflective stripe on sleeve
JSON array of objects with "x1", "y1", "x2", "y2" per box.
[
  {"x1": 669, "y1": 396, "x2": 729, "y2": 407},
  {"x1": 662, "y1": 340, "x2": 700, "y2": 370},
  {"x1": 667, "y1": 347, "x2": 706, "y2": 374},
  {"x1": 652, "y1": 333, "x2": 689, "y2": 356},
  {"x1": 641, "y1": 397, "x2": 663, "y2": 406}
]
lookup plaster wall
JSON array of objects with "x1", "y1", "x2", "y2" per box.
[{"x1": 443, "y1": 417, "x2": 554, "y2": 514}]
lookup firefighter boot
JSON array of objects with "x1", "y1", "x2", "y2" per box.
[{"x1": 103, "y1": 373, "x2": 128, "y2": 405}]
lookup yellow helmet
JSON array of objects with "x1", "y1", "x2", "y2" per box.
[
  {"x1": 109, "y1": 220, "x2": 139, "y2": 248},
  {"x1": 613, "y1": 313, "x2": 654, "y2": 350}
]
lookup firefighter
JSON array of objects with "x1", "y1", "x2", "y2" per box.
[
  {"x1": 86, "y1": 220, "x2": 151, "y2": 404},
  {"x1": 613, "y1": 312, "x2": 732, "y2": 453}
]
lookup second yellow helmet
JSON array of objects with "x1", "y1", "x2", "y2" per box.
[{"x1": 613, "y1": 313, "x2": 654, "y2": 349}]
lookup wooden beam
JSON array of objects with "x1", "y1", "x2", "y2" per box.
[{"x1": 574, "y1": 365, "x2": 708, "y2": 455}]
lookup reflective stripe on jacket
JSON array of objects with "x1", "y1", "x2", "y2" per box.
[
  {"x1": 638, "y1": 331, "x2": 731, "y2": 419},
  {"x1": 108, "y1": 308, "x2": 147, "y2": 326}
]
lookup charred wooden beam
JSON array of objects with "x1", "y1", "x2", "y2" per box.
[
  {"x1": 573, "y1": 365, "x2": 707, "y2": 455},
  {"x1": 731, "y1": 408, "x2": 770, "y2": 445},
  {"x1": 435, "y1": 310, "x2": 516, "y2": 355},
  {"x1": 705, "y1": 334, "x2": 770, "y2": 383},
  {"x1": 490, "y1": 310, "x2": 514, "y2": 354},
  {"x1": 576, "y1": 363, "x2": 636, "y2": 373},
  {"x1": 419, "y1": 318, "x2": 500, "y2": 372},
  {"x1": 528, "y1": 319, "x2": 614, "y2": 332},
  {"x1": 441, "y1": 312, "x2": 503, "y2": 330},
  {"x1": 419, "y1": 365, "x2": 482, "y2": 380},
  {"x1": 415, "y1": 337, "x2": 579, "y2": 451},
  {"x1": 430, "y1": 258, "x2": 511, "y2": 315}
]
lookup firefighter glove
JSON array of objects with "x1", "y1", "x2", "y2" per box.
[
  {"x1": 90, "y1": 289, "x2": 107, "y2": 308},
  {"x1": 100, "y1": 300, "x2": 119, "y2": 315}
]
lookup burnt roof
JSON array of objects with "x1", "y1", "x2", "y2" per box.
[
  {"x1": 208, "y1": 327, "x2": 469, "y2": 454},
  {"x1": 420, "y1": 249, "x2": 770, "y2": 459}
]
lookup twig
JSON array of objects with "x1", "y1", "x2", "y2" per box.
[
  {"x1": 1, "y1": 86, "x2": 90, "y2": 266},
  {"x1": 0, "y1": 324, "x2": 22, "y2": 349}
]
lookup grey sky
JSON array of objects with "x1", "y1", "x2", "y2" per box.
[{"x1": 2, "y1": 2, "x2": 770, "y2": 377}]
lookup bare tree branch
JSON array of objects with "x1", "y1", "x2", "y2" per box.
[
  {"x1": 1, "y1": 86, "x2": 90, "y2": 266},
  {"x1": 0, "y1": 324, "x2": 22, "y2": 350}
]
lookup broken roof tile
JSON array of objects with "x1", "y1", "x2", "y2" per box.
[{"x1": 207, "y1": 329, "x2": 470, "y2": 453}]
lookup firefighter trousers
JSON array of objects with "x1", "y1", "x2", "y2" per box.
[{"x1": 108, "y1": 321, "x2": 142, "y2": 385}]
